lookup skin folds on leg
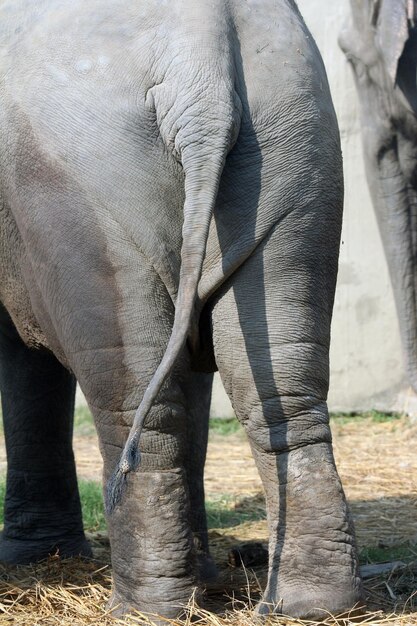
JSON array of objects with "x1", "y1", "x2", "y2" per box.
[
  {"x1": 63, "y1": 257, "x2": 212, "y2": 618},
  {"x1": 210, "y1": 205, "x2": 363, "y2": 618}
]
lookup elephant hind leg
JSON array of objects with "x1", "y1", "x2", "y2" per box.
[
  {"x1": 210, "y1": 227, "x2": 363, "y2": 619},
  {"x1": 0, "y1": 304, "x2": 91, "y2": 564},
  {"x1": 80, "y1": 258, "x2": 200, "y2": 620},
  {"x1": 103, "y1": 369, "x2": 216, "y2": 622}
]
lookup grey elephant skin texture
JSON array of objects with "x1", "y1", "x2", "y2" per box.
[
  {"x1": 340, "y1": 0, "x2": 417, "y2": 394},
  {"x1": 0, "y1": 0, "x2": 363, "y2": 621}
]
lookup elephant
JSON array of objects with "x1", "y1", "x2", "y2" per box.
[
  {"x1": 340, "y1": 0, "x2": 417, "y2": 394},
  {"x1": 0, "y1": 0, "x2": 363, "y2": 621}
]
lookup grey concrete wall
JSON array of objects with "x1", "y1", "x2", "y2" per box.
[{"x1": 77, "y1": 0, "x2": 417, "y2": 416}]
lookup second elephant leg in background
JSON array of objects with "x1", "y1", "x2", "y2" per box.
[{"x1": 0, "y1": 304, "x2": 90, "y2": 564}]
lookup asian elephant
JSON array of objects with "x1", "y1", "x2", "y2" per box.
[
  {"x1": 0, "y1": 0, "x2": 363, "y2": 620},
  {"x1": 340, "y1": 0, "x2": 417, "y2": 393}
]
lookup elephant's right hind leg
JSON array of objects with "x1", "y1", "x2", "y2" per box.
[
  {"x1": 210, "y1": 227, "x2": 363, "y2": 620},
  {"x1": 0, "y1": 305, "x2": 91, "y2": 564}
]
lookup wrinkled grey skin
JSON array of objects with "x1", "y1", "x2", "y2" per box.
[
  {"x1": 340, "y1": 0, "x2": 417, "y2": 392},
  {"x1": 0, "y1": 0, "x2": 363, "y2": 620}
]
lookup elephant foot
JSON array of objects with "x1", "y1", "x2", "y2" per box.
[
  {"x1": 254, "y1": 443, "x2": 365, "y2": 620},
  {"x1": 255, "y1": 545, "x2": 364, "y2": 620},
  {"x1": 108, "y1": 469, "x2": 198, "y2": 621},
  {"x1": 107, "y1": 588, "x2": 199, "y2": 624},
  {"x1": 256, "y1": 588, "x2": 365, "y2": 620},
  {"x1": 0, "y1": 532, "x2": 92, "y2": 565}
]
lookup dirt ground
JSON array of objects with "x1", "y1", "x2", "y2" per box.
[{"x1": 0, "y1": 415, "x2": 417, "y2": 624}]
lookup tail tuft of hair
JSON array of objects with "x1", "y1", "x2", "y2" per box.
[{"x1": 105, "y1": 443, "x2": 140, "y2": 514}]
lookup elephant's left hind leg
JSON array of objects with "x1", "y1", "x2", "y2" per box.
[{"x1": 0, "y1": 306, "x2": 91, "y2": 564}]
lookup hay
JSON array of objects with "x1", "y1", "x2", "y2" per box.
[
  {"x1": 0, "y1": 416, "x2": 417, "y2": 624},
  {"x1": 206, "y1": 417, "x2": 417, "y2": 551},
  {"x1": 0, "y1": 552, "x2": 416, "y2": 625},
  {"x1": 332, "y1": 417, "x2": 417, "y2": 550}
]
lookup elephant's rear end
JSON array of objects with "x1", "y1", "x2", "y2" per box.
[{"x1": 0, "y1": 0, "x2": 363, "y2": 621}]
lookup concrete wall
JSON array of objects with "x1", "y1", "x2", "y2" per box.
[{"x1": 78, "y1": 0, "x2": 416, "y2": 416}]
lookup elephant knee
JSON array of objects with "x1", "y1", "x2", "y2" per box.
[
  {"x1": 95, "y1": 386, "x2": 188, "y2": 473},
  {"x1": 139, "y1": 400, "x2": 188, "y2": 469},
  {"x1": 243, "y1": 395, "x2": 332, "y2": 454}
]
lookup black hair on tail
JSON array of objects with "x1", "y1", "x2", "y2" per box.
[{"x1": 105, "y1": 435, "x2": 140, "y2": 513}]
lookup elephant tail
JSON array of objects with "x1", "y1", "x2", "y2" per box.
[{"x1": 106, "y1": 93, "x2": 241, "y2": 513}]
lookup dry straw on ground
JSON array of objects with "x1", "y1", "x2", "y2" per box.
[
  {"x1": 0, "y1": 414, "x2": 416, "y2": 625},
  {"x1": 0, "y1": 553, "x2": 416, "y2": 626}
]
